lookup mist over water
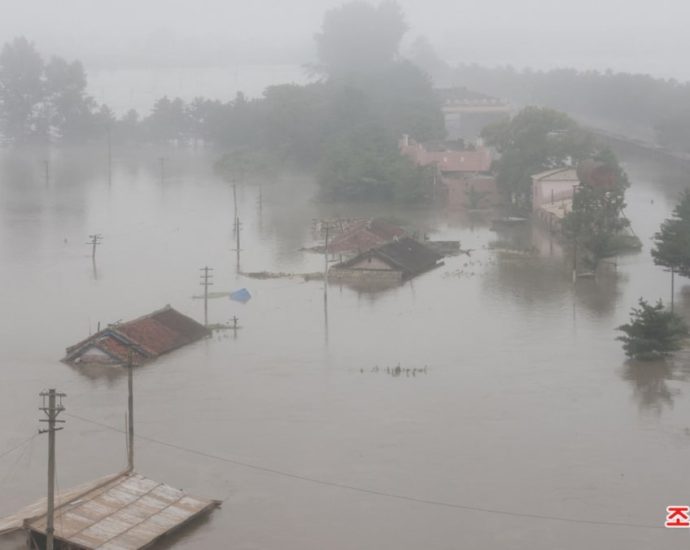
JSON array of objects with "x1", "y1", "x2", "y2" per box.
[
  {"x1": 0, "y1": 136, "x2": 689, "y2": 548},
  {"x1": 1, "y1": 1, "x2": 690, "y2": 549}
]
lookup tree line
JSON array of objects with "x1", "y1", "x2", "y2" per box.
[
  {"x1": 0, "y1": 2, "x2": 445, "y2": 202},
  {"x1": 451, "y1": 63, "x2": 690, "y2": 152}
]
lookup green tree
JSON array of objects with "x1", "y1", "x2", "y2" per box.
[
  {"x1": 318, "y1": 122, "x2": 435, "y2": 202},
  {"x1": 144, "y1": 96, "x2": 190, "y2": 143},
  {"x1": 481, "y1": 106, "x2": 595, "y2": 210},
  {"x1": 651, "y1": 189, "x2": 690, "y2": 309},
  {"x1": 561, "y1": 150, "x2": 632, "y2": 268},
  {"x1": 44, "y1": 56, "x2": 97, "y2": 141},
  {"x1": 617, "y1": 299, "x2": 688, "y2": 360},
  {"x1": 315, "y1": 1, "x2": 407, "y2": 78},
  {"x1": 0, "y1": 37, "x2": 46, "y2": 143}
]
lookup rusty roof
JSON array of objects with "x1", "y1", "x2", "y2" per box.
[
  {"x1": 334, "y1": 237, "x2": 443, "y2": 278},
  {"x1": 64, "y1": 306, "x2": 210, "y2": 366},
  {"x1": 21, "y1": 472, "x2": 219, "y2": 549},
  {"x1": 327, "y1": 219, "x2": 406, "y2": 254}
]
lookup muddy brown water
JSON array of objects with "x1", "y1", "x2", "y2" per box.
[{"x1": 1, "y1": 142, "x2": 690, "y2": 549}]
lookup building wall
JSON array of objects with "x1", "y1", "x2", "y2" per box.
[
  {"x1": 329, "y1": 267, "x2": 403, "y2": 284},
  {"x1": 75, "y1": 345, "x2": 119, "y2": 365},
  {"x1": 348, "y1": 256, "x2": 396, "y2": 271},
  {"x1": 445, "y1": 176, "x2": 499, "y2": 209}
]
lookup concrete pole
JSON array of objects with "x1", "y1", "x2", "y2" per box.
[
  {"x1": 46, "y1": 390, "x2": 56, "y2": 550},
  {"x1": 127, "y1": 362, "x2": 134, "y2": 471}
]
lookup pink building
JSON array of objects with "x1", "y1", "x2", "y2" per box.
[{"x1": 399, "y1": 135, "x2": 499, "y2": 209}]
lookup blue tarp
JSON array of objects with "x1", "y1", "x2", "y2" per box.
[{"x1": 230, "y1": 288, "x2": 252, "y2": 303}]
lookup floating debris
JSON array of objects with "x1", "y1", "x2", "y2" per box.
[
  {"x1": 242, "y1": 271, "x2": 324, "y2": 281},
  {"x1": 359, "y1": 364, "x2": 429, "y2": 377},
  {"x1": 230, "y1": 288, "x2": 252, "y2": 303}
]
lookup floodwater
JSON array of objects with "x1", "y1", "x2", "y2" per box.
[{"x1": 0, "y1": 139, "x2": 690, "y2": 550}]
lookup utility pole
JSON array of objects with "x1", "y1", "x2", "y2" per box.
[
  {"x1": 127, "y1": 358, "x2": 134, "y2": 471},
  {"x1": 232, "y1": 218, "x2": 242, "y2": 274},
  {"x1": 671, "y1": 267, "x2": 676, "y2": 312},
  {"x1": 87, "y1": 234, "x2": 103, "y2": 261},
  {"x1": 159, "y1": 157, "x2": 165, "y2": 184},
  {"x1": 44, "y1": 159, "x2": 50, "y2": 187},
  {"x1": 232, "y1": 183, "x2": 238, "y2": 229},
  {"x1": 39, "y1": 389, "x2": 66, "y2": 550},
  {"x1": 107, "y1": 125, "x2": 112, "y2": 186},
  {"x1": 199, "y1": 266, "x2": 214, "y2": 326},
  {"x1": 324, "y1": 225, "x2": 330, "y2": 279}
]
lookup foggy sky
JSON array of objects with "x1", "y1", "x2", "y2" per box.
[{"x1": 0, "y1": 0, "x2": 687, "y2": 79}]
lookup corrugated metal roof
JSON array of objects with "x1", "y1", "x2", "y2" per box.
[{"x1": 24, "y1": 472, "x2": 219, "y2": 549}]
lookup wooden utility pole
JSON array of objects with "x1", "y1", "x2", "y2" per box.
[
  {"x1": 671, "y1": 267, "x2": 675, "y2": 312},
  {"x1": 107, "y1": 125, "x2": 112, "y2": 186},
  {"x1": 127, "y1": 359, "x2": 134, "y2": 471},
  {"x1": 199, "y1": 266, "x2": 214, "y2": 326},
  {"x1": 232, "y1": 183, "x2": 238, "y2": 229},
  {"x1": 232, "y1": 218, "x2": 242, "y2": 274},
  {"x1": 87, "y1": 234, "x2": 103, "y2": 260},
  {"x1": 324, "y1": 225, "x2": 329, "y2": 279},
  {"x1": 39, "y1": 389, "x2": 66, "y2": 550}
]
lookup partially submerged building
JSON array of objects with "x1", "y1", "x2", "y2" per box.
[
  {"x1": 531, "y1": 167, "x2": 581, "y2": 229},
  {"x1": 63, "y1": 306, "x2": 210, "y2": 367},
  {"x1": 329, "y1": 237, "x2": 443, "y2": 284},
  {"x1": 399, "y1": 135, "x2": 499, "y2": 209},
  {"x1": 326, "y1": 218, "x2": 407, "y2": 256}
]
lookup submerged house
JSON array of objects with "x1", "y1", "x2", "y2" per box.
[
  {"x1": 64, "y1": 306, "x2": 210, "y2": 366},
  {"x1": 531, "y1": 167, "x2": 581, "y2": 229},
  {"x1": 326, "y1": 218, "x2": 406, "y2": 256},
  {"x1": 399, "y1": 135, "x2": 499, "y2": 209},
  {"x1": 329, "y1": 237, "x2": 443, "y2": 284}
]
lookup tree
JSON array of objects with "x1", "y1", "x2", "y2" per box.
[
  {"x1": 481, "y1": 107, "x2": 595, "y2": 210},
  {"x1": 315, "y1": 1, "x2": 407, "y2": 78},
  {"x1": 561, "y1": 149, "x2": 632, "y2": 268},
  {"x1": 44, "y1": 56, "x2": 98, "y2": 141},
  {"x1": 617, "y1": 299, "x2": 688, "y2": 360},
  {"x1": 143, "y1": 96, "x2": 190, "y2": 143},
  {"x1": 651, "y1": 188, "x2": 690, "y2": 310},
  {"x1": 0, "y1": 37, "x2": 46, "y2": 143}
]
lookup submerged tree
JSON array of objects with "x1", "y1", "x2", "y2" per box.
[
  {"x1": 617, "y1": 299, "x2": 688, "y2": 360},
  {"x1": 0, "y1": 37, "x2": 46, "y2": 143},
  {"x1": 561, "y1": 149, "x2": 632, "y2": 268},
  {"x1": 481, "y1": 107, "x2": 595, "y2": 210},
  {"x1": 651, "y1": 189, "x2": 690, "y2": 310}
]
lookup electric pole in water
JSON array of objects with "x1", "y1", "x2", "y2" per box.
[
  {"x1": 234, "y1": 218, "x2": 242, "y2": 274},
  {"x1": 200, "y1": 266, "x2": 214, "y2": 326},
  {"x1": 232, "y1": 183, "x2": 238, "y2": 232},
  {"x1": 159, "y1": 157, "x2": 166, "y2": 184},
  {"x1": 39, "y1": 389, "x2": 66, "y2": 550},
  {"x1": 87, "y1": 234, "x2": 103, "y2": 260},
  {"x1": 127, "y1": 358, "x2": 134, "y2": 471},
  {"x1": 107, "y1": 125, "x2": 112, "y2": 186}
]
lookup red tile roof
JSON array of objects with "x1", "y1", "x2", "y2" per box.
[
  {"x1": 327, "y1": 219, "x2": 406, "y2": 254},
  {"x1": 64, "y1": 306, "x2": 210, "y2": 366}
]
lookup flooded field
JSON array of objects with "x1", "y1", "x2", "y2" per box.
[{"x1": 1, "y1": 141, "x2": 690, "y2": 549}]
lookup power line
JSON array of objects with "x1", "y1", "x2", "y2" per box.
[
  {"x1": 65, "y1": 412, "x2": 662, "y2": 530},
  {"x1": 0, "y1": 434, "x2": 39, "y2": 461}
]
